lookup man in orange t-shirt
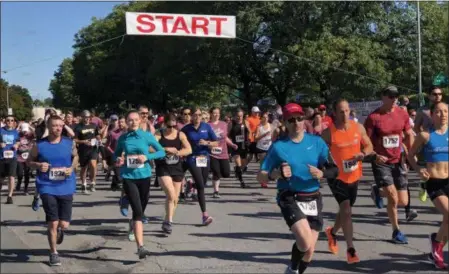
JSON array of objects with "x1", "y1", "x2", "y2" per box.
[{"x1": 246, "y1": 106, "x2": 261, "y2": 163}]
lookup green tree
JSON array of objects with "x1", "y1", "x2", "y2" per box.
[
  {"x1": 49, "y1": 58, "x2": 79, "y2": 111},
  {"x1": 0, "y1": 79, "x2": 33, "y2": 120}
]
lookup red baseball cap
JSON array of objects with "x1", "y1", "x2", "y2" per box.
[
  {"x1": 318, "y1": 104, "x2": 326, "y2": 111},
  {"x1": 157, "y1": 116, "x2": 164, "y2": 124},
  {"x1": 283, "y1": 103, "x2": 304, "y2": 119}
]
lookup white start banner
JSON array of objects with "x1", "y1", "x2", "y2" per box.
[
  {"x1": 349, "y1": 100, "x2": 382, "y2": 124},
  {"x1": 126, "y1": 12, "x2": 236, "y2": 39}
]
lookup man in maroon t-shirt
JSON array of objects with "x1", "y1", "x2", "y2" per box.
[{"x1": 364, "y1": 85, "x2": 415, "y2": 244}]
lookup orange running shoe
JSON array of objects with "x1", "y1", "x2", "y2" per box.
[
  {"x1": 325, "y1": 226, "x2": 338, "y2": 255},
  {"x1": 347, "y1": 248, "x2": 360, "y2": 264}
]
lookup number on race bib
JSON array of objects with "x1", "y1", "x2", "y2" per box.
[
  {"x1": 296, "y1": 200, "x2": 318, "y2": 216},
  {"x1": 49, "y1": 168, "x2": 66, "y2": 181},
  {"x1": 165, "y1": 155, "x2": 180, "y2": 165},
  {"x1": 3, "y1": 150, "x2": 13, "y2": 159},
  {"x1": 21, "y1": 152, "x2": 29, "y2": 160},
  {"x1": 211, "y1": 147, "x2": 223, "y2": 155},
  {"x1": 196, "y1": 156, "x2": 207, "y2": 167},
  {"x1": 235, "y1": 135, "x2": 244, "y2": 143},
  {"x1": 382, "y1": 135, "x2": 400, "y2": 148},
  {"x1": 342, "y1": 159, "x2": 358, "y2": 173},
  {"x1": 127, "y1": 156, "x2": 144, "y2": 169}
]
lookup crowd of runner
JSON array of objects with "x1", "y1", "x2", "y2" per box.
[{"x1": 0, "y1": 85, "x2": 447, "y2": 272}]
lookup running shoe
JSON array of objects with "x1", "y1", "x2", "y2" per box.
[
  {"x1": 161, "y1": 221, "x2": 173, "y2": 234},
  {"x1": 213, "y1": 191, "x2": 221, "y2": 198},
  {"x1": 202, "y1": 215, "x2": 213, "y2": 226},
  {"x1": 240, "y1": 181, "x2": 246, "y2": 188},
  {"x1": 32, "y1": 196, "x2": 40, "y2": 211},
  {"x1": 406, "y1": 209, "x2": 418, "y2": 222},
  {"x1": 284, "y1": 266, "x2": 298, "y2": 274},
  {"x1": 90, "y1": 184, "x2": 96, "y2": 192},
  {"x1": 347, "y1": 247, "x2": 360, "y2": 264},
  {"x1": 191, "y1": 193, "x2": 198, "y2": 201},
  {"x1": 370, "y1": 184, "x2": 384, "y2": 209},
  {"x1": 392, "y1": 230, "x2": 408, "y2": 244},
  {"x1": 119, "y1": 196, "x2": 129, "y2": 217},
  {"x1": 260, "y1": 182, "x2": 268, "y2": 188},
  {"x1": 6, "y1": 196, "x2": 13, "y2": 204},
  {"x1": 142, "y1": 215, "x2": 149, "y2": 224},
  {"x1": 428, "y1": 253, "x2": 448, "y2": 270},
  {"x1": 56, "y1": 227, "x2": 64, "y2": 245},
  {"x1": 429, "y1": 233, "x2": 446, "y2": 263},
  {"x1": 325, "y1": 227, "x2": 339, "y2": 255},
  {"x1": 138, "y1": 246, "x2": 151, "y2": 259},
  {"x1": 81, "y1": 184, "x2": 89, "y2": 194},
  {"x1": 419, "y1": 183, "x2": 428, "y2": 202},
  {"x1": 49, "y1": 253, "x2": 61, "y2": 266},
  {"x1": 128, "y1": 220, "x2": 135, "y2": 242}
]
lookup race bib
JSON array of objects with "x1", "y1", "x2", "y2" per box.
[
  {"x1": 343, "y1": 159, "x2": 358, "y2": 173},
  {"x1": 21, "y1": 152, "x2": 29, "y2": 160},
  {"x1": 258, "y1": 140, "x2": 271, "y2": 150},
  {"x1": 91, "y1": 139, "x2": 98, "y2": 146},
  {"x1": 296, "y1": 200, "x2": 318, "y2": 216},
  {"x1": 235, "y1": 135, "x2": 244, "y2": 143},
  {"x1": 3, "y1": 150, "x2": 13, "y2": 159},
  {"x1": 49, "y1": 168, "x2": 66, "y2": 181},
  {"x1": 165, "y1": 155, "x2": 180, "y2": 165},
  {"x1": 127, "y1": 156, "x2": 144, "y2": 169},
  {"x1": 211, "y1": 147, "x2": 223, "y2": 155},
  {"x1": 382, "y1": 135, "x2": 400, "y2": 148},
  {"x1": 196, "y1": 156, "x2": 207, "y2": 167}
]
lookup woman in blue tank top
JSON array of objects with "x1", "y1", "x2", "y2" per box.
[{"x1": 407, "y1": 102, "x2": 448, "y2": 270}]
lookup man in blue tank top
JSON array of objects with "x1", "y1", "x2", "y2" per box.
[{"x1": 27, "y1": 115, "x2": 78, "y2": 267}]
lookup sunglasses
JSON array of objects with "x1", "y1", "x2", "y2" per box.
[
  {"x1": 387, "y1": 95, "x2": 398, "y2": 99},
  {"x1": 431, "y1": 93, "x2": 443, "y2": 97},
  {"x1": 6, "y1": 119, "x2": 14, "y2": 122},
  {"x1": 183, "y1": 113, "x2": 191, "y2": 116},
  {"x1": 287, "y1": 116, "x2": 305, "y2": 123},
  {"x1": 140, "y1": 112, "x2": 149, "y2": 115}
]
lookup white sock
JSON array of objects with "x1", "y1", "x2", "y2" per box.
[
  {"x1": 91, "y1": 181, "x2": 96, "y2": 186},
  {"x1": 82, "y1": 180, "x2": 87, "y2": 186}
]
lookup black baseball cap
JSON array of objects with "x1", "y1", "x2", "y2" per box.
[{"x1": 381, "y1": 85, "x2": 399, "y2": 97}]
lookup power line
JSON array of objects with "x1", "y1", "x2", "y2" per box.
[
  {"x1": 235, "y1": 36, "x2": 417, "y2": 93},
  {"x1": 2, "y1": 32, "x2": 418, "y2": 94},
  {"x1": 1, "y1": 34, "x2": 126, "y2": 74}
]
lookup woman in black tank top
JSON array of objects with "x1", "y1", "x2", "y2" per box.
[{"x1": 155, "y1": 113, "x2": 192, "y2": 235}]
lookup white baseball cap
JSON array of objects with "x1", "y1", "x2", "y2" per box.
[
  {"x1": 20, "y1": 123, "x2": 30, "y2": 132},
  {"x1": 251, "y1": 106, "x2": 261, "y2": 113}
]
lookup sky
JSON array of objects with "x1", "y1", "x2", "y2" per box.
[{"x1": 1, "y1": 1, "x2": 126, "y2": 100}]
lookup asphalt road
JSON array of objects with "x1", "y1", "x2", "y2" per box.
[{"x1": 1, "y1": 163, "x2": 447, "y2": 273}]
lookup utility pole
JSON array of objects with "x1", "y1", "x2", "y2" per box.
[{"x1": 417, "y1": 1, "x2": 423, "y2": 107}]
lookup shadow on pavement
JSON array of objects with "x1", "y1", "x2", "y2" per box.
[
  {"x1": 228, "y1": 212, "x2": 282, "y2": 220},
  {"x1": 189, "y1": 232, "x2": 293, "y2": 241},
  {"x1": 0, "y1": 246, "x2": 138, "y2": 265},
  {"x1": 1, "y1": 218, "x2": 129, "y2": 227},
  {"x1": 154, "y1": 250, "x2": 290, "y2": 265}
]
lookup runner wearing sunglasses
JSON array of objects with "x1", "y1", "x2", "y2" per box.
[{"x1": 258, "y1": 103, "x2": 338, "y2": 274}]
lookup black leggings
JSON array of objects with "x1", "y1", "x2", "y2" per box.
[
  {"x1": 16, "y1": 162, "x2": 31, "y2": 190},
  {"x1": 188, "y1": 164, "x2": 209, "y2": 213},
  {"x1": 210, "y1": 157, "x2": 231, "y2": 180},
  {"x1": 123, "y1": 178, "x2": 151, "y2": 221}
]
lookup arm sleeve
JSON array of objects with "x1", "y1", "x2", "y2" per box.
[
  {"x1": 145, "y1": 133, "x2": 166, "y2": 161},
  {"x1": 260, "y1": 145, "x2": 282, "y2": 173}
]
